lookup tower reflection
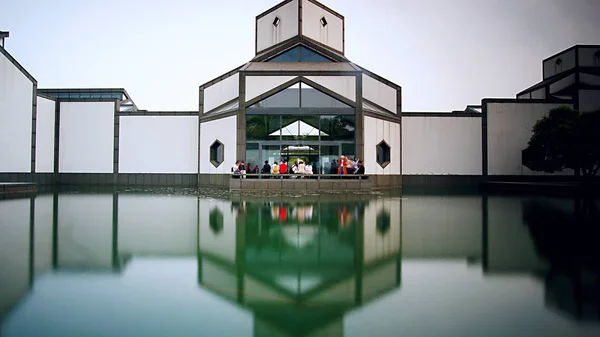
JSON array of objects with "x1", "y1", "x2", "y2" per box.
[{"x1": 198, "y1": 195, "x2": 402, "y2": 337}]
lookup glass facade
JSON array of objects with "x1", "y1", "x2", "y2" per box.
[{"x1": 246, "y1": 82, "x2": 355, "y2": 172}]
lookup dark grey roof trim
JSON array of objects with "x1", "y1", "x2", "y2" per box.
[
  {"x1": 199, "y1": 110, "x2": 238, "y2": 123},
  {"x1": 362, "y1": 98, "x2": 396, "y2": 116},
  {"x1": 0, "y1": 45, "x2": 36, "y2": 83},
  {"x1": 402, "y1": 112, "x2": 482, "y2": 117},
  {"x1": 301, "y1": 35, "x2": 344, "y2": 56},
  {"x1": 36, "y1": 93, "x2": 57, "y2": 101},
  {"x1": 256, "y1": 0, "x2": 294, "y2": 20},
  {"x1": 516, "y1": 70, "x2": 574, "y2": 96},
  {"x1": 204, "y1": 97, "x2": 239, "y2": 115},
  {"x1": 542, "y1": 44, "x2": 600, "y2": 64},
  {"x1": 245, "y1": 70, "x2": 358, "y2": 77},
  {"x1": 482, "y1": 98, "x2": 572, "y2": 104},
  {"x1": 119, "y1": 111, "x2": 199, "y2": 116},
  {"x1": 198, "y1": 64, "x2": 245, "y2": 90},
  {"x1": 54, "y1": 98, "x2": 119, "y2": 103},
  {"x1": 352, "y1": 63, "x2": 402, "y2": 90},
  {"x1": 253, "y1": 36, "x2": 348, "y2": 62},
  {"x1": 364, "y1": 111, "x2": 401, "y2": 123},
  {"x1": 307, "y1": 0, "x2": 344, "y2": 20}
]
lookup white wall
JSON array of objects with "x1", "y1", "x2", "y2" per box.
[
  {"x1": 119, "y1": 116, "x2": 198, "y2": 173},
  {"x1": 301, "y1": 0, "x2": 343, "y2": 53},
  {"x1": 363, "y1": 116, "x2": 401, "y2": 175},
  {"x1": 59, "y1": 102, "x2": 115, "y2": 173},
  {"x1": 362, "y1": 74, "x2": 396, "y2": 114},
  {"x1": 0, "y1": 53, "x2": 34, "y2": 172},
  {"x1": 363, "y1": 198, "x2": 401, "y2": 264},
  {"x1": 402, "y1": 195, "x2": 481, "y2": 258},
  {"x1": 57, "y1": 194, "x2": 113, "y2": 269},
  {"x1": 487, "y1": 102, "x2": 574, "y2": 176},
  {"x1": 543, "y1": 48, "x2": 576, "y2": 79},
  {"x1": 118, "y1": 195, "x2": 198, "y2": 256},
  {"x1": 199, "y1": 116, "x2": 237, "y2": 174},
  {"x1": 579, "y1": 89, "x2": 600, "y2": 112},
  {"x1": 245, "y1": 75, "x2": 295, "y2": 102},
  {"x1": 256, "y1": 0, "x2": 299, "y2": 53},
  {"x1": 0, "y1": 199, "x2": 30, "y2": 317},
  {"x1": 204, "y1": 73, "x2": 239, "y2": 113},
  {"x1": 198, "y1": 199, "x2": 237, "y2": 263},
  {"x1": 35, "y1": 97, "x2": 55, "y2": 172},
  {"x1": 577, "y1": 46, "x2": 600, "y2": 67},
  {"x1": 305, "y1": 76, "x2": 355, "y2": 102},
  {"x1": 402, "y1": 116, "x2": 482, "y2": 175}
]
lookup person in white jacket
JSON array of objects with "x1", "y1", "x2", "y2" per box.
[{"x1": 305, "y1": 163, "x2": 313, "y2": 175}]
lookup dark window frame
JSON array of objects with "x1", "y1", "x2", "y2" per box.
[
  {"x1": 376, "y1": 140, "x2": 391, "y2": 168},
  {"x1": 209, "y1": 140, "x2": 225, "y2": 168}
]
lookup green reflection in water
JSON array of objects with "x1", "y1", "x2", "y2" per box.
[{"x1": 198, "y1": 196, "x2": 402, "y2": 336}]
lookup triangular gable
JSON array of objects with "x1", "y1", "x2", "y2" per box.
[
  {"x1": 270, "y1": 120, "x2": 329, "y2": 137},
  {"x1": 250, "y1": 81, "x2": 351, "y2": 109}
]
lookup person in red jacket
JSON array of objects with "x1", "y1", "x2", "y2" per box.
[{"x1": 279, "y1": 158, "x2": 288, "y2": 176}]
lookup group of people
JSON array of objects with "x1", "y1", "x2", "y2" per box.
[
  {"x1": 233, "y1": 155, "x2": 365, "y2": 177},
  {"x1": 261, "y1": 158, "x2": 314, "y2": 175},
  {"x1": 329, "y1": 155, "x2": 365, "y2": 175}
]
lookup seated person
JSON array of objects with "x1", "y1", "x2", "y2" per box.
[{"x1": 354, "y1": 160, "x2": 365, "y2": 174}]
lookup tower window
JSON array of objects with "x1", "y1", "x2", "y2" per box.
[
  {"x1": 376, "y1": 140, "x2": 391, "y2": 168},
  {"x1": 320, "y1": 16, "x2": 328, "y2": 27},
  {"x1": 273, "y1": 17, "x2": 280, "y2": 27},
  {"x1": 210, "y1": 140, "x2": 224, "y2": 168},
  {"x1": 555, "y1": 58, "x2": 563, "y2": 73}
]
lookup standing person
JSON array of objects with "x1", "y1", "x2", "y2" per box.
[
  {"x1": 329, "y1": 159, "x2": 337, "y2": 175},
  {"x1": 338, "y1": 156, "x2": 347, "y2": 175},
  {"x1": 346, "y1": 156, "x2": 354, "y2": 174},
  {"x1": 305, "y1": 162, "x2": 313, "y2": 175},
  {"x1": 279, "y1": 159, "x2": 288, "y2": 177},
  {"x1": 261, "y1": 160, "x2": 271, "y2": 175},
  {"x1": 297, "y1": 160, "x2": 306, "y2": 175}
]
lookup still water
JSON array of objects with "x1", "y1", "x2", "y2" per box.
[{"x1": 0, "y1": 187, "x2": 599, "y2": 337}]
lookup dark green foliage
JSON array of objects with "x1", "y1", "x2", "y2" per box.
[{"x1": 523, "y1": 106, "x2": 600, "y2": 176}]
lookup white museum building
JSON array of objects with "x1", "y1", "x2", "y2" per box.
[{"x1": 0, "y1": 0, "x2": 599, "y2": 189}]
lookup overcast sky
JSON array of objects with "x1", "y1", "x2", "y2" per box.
[{"x1": 1, "y1": 0, "x2": 599, "y2": 112}]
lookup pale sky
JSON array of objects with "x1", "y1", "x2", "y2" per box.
[{"x1": 1, "y1": 0, "x2": 599, "y2": 112}]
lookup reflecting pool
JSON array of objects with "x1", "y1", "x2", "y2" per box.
[{"x1": 1, "y1": 188, "x2": 599, "y2": 337}]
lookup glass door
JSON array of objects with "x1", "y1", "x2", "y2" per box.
[{"x1": 320, "y1": 145, "x2": 340, "y2": 174}]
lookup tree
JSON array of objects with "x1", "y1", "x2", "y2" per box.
[{"x1": 522, "y1": 106, "x2": 600, "y2": 177}]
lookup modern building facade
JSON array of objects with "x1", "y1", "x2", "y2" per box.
[{"x1": 0, "y1": 0, "x2": 599, "y2": 189}]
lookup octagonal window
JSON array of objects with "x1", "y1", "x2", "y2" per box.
[
  {"x1": 376, "y1": 140, "x2": 391, "y2": 168},
  {"x1": 210, "y1": 140, "x2": 224, "y2": 168}
]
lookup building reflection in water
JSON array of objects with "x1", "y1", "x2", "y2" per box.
[
  {"x1": 1, "y1": 189, "x2": 600, "y2": 336},
  {"x1": 198, "y1": 194, "x2": 402, "y2": 337},
  {"x1": 483, "y1": 195, "x2": 600, "y2": 323}
]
